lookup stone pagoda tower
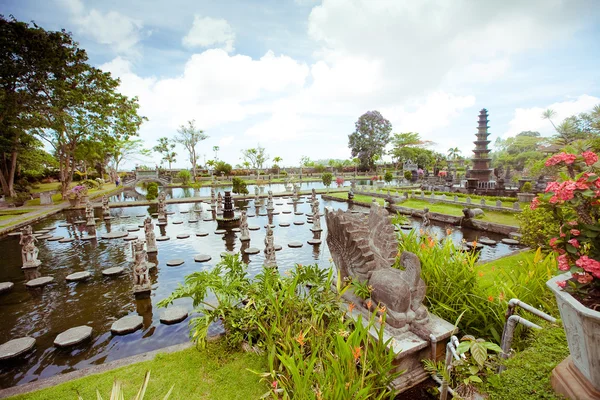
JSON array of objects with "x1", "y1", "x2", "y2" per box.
[{"x1": 469, "y1": 109, "x2": 493, "y2": 183}]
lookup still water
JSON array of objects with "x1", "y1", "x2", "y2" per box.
[{"x1": 0, "y1": 196, "x2": 518, "y2": 388}]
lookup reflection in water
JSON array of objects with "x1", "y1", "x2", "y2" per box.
[{"x1": 0, "y1": 197, "x2": 519, "y2": 388}]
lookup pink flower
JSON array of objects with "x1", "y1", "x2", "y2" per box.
[
  {"x1": 549, "y1": 237, "x2": 558, "y2": 247},
  {"x1": 570, "y1": 229, "x2": 580, "y2": 236},
  {"x1": 560, "y1": 232, "x2": 566, "y2": 237},
  {"x1": 530, "y1": 197, "x2": 540, "y2": 210},
  {"x1": 574, "y1": 272, "x2": 594, "y2": 284},
  {"x1": 557, "y1": 280, "x2": 567, "y2": 288},
  {"x1": 545, "y1": 152, "x2": 577, "y2": 166},
  {"x1": 568, "y1": 239, "x2": 580, "y2": 248},
  {"x1": 575, "y1": 256, "x2": 600, "y2": 278},
  {"x1": 582, "y1": 151, "x2": 599, "y2": 166},
  {"x1": 567, "y1": 221, "x2": 578, "y2": 226},
  {"x1": 558, "y1": 254, "x2": 571, "y2": 271}
]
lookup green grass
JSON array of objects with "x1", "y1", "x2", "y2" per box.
[
  {"x1": 29, "y1": 182, "x2": 69, "y2": 193},
  {"x1": 25, "y1": 193, "x2": 64, "y2": 206},
  {"x1": 328, "y1": 193, "x2": 519, "y2": 226},
  {"x1": 9, "y1": 341, "x2": 267, "y2": 400},
  {"x1": 0, "y1": 209, "x2": 34, "y2": 216},
  {"x1": 476, "y1": 250, "x2": 535, "y2": 286},
  {"x1": 485, "y1": 323, "x2": 569, "y2": 400}
]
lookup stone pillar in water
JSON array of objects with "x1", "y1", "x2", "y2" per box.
[
  {"x1": 157, "y1": 192, "x2": 167, "y2": 224},
  {"x1": 217, "y1": 191, "x2": 223, "y2": 214},
  {"x1": 102, "y1": 195, "x2": 110, "y2": 219},
  {"x1": 311, "y1": 199, "x2": 322, "y2": 232}
]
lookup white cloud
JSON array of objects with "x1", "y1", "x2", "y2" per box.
[
  {"x1": 59, "y1": 0, "x2": 144, "y2": 54},
  {"x1": 219, "y1": 136, "x2": 234, "y2": 147},
  {"x1": 503, "y1": 95, "x2": 600, "y2": 138},
  {"x1": 183, "y1": 15, "x2": 235, "y2": 53}
]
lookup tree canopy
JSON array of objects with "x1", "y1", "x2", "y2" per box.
[
  {"x1": 348, "y1": 111, "x2": 392, "y2": 170},
  {"x1": 175, "y1": 120, "x2": 208, "y2": 182},
  {"x1": 241, "y1": 145, "x2": 269, "y2": 170}
]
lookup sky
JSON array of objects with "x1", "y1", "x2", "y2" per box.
[{"x1": 2, "y1": 0, "x2": 600, "y2": 169}]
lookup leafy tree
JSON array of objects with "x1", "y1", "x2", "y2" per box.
[
  {"x1": 348, "y1": 111, "x2": 392, "y2": 170},
  {"x1": 177, "y1": 170, "x2": 191, "y2": 185},
  {"x1": 241, "y1": 145, "x2": 269, "y2": 171},
  {"x1": 212, "y1": 145, "x2": 219, "y2": 161},
  {"x1": 541, "y1": 108, "x2": 558, "y2": 131},
  {"x1": 384, "y1": 171, "x2": 393, "y2": 184},
  {"x1": 153, "y1": 137, "x2": 177, "y2": 169},
  {"x1": 214, "y1": 161, "x2": 232, "y2": 176},
  {"x1": 146, "y1": 182, "x2": 159, "y2": 200},
  {"x1": 232, "y1": 177, "x2": 248, "y2": 195},
  {"x1": 109, "y1": 138, "x2": 150, "y2": 172},
  {"x1": 389, "y1": 132, "x2": 434, "y2": 169},
  {"x1": 492, "y1": 131, "x2": 548, "y2": 172},
  {"x1": 176, "y1": 120, "x2": 208, "y2": 182},
  {"x1": 322, "y1": 172, "x2": 333, "y2": 190}
]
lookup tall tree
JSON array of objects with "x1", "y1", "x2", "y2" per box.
[
  {"x1": 241, "y1": 145, "x2": 269, "y2": 171},
  {"x1": 175, "y1": 120, "x2": 208, "y2": 182},
  {"x1": 389, "y1": 132, "x2": 432, "y2": 168},
  {"x1": 212, "y1": 145, "x2": 219, "y2": 161},
  {"x1": 447, "y1": 147, "x2": 461, "y2": 160},
  {"x1": 541, "y1": 108, "x2": 558, "y2": 131},
  {"x1": 153, "y1": 137, "x2": 177, "y2": 169},
  {"x1": 348, "y1": 111, "x2": 392, "y2": 170}
]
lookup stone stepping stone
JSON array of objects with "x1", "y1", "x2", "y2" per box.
[
  {"x1": 478, "y1": 237, "x2": 497, "y2": 246},
  {"x1": 502, "y1": 238, "x2": 520, "y2": 245},
  {"x1": 160, "y1": 307, "x2": 188, "y2": 325},
  {"x1": 509, "y1": 232, "x2": 523, "y2": 240},
  {"x1": 282, "y1": 210, "x2": 292, "y2": 214},
  {"x1": 466, "y1": 242, "x2": 484, "y2": 251},
  {"x1": 166, "y1": 211, "x2": 176, "y2": 215},
  {"x1": 244, "y1": 247, "x2": 260, "y2": 255},
  {"x1": 37, "y1": 234, "x2": 53, "y2": 240},
  {"x1": 400, "y1": 225, "x2": 413, "y2": 230},
  {"x1": 8, "y1": 231, "x2": 22, "y2": 236},
  {"x1": 307, "y1": 239, "x2": 322, "y2": 245},
  {"x1": 0, "y1": 282, "x2": 14, "y2": 294},
  {"x1": 176, "y1": 234, "x2": 190, "y2": 239},
  {"x1": 138, "y1": 224, "x2": 145, "y2": 228},
  {"x1": 54, "y1": 326, "x2": 92, "y2": 348},
  {"x1": 214, "y1": 229, "x2": 227, "y2": 234},
  {"x1": 263, "y1": 224, "x2": 276, "y2": 229},
  {"x1": 293, "y1": 221, "x2": 305, "y2": 225},
  {"x1": 166, "y1": 259, "x2": 185, "y2": 266},
  {"x1": 58, "y1": 223, "x2": 71, "y2": 228},
  {"x1": 274, "y1": 244, "x2": 283, "y2": 251},
  {"x1": 34, "y1": 229, "x2": 50, "y2": 234},
  {"x1": 46, "y1": 226, "x2": 57, "y2": 231},
  {"x1": 26, "y1": 276, "x2": 54, "y2": 288},
  {"x1": 194, "y1": 254, "x2": 212, "y2": 262},
  {"x1": 0, "y1": 337, "x2": 35, "y2": 360},
  {"x1": 47, "y1": 236, "x2": 64, "y2": 241},
  {"x1": 220, "y1": 251, "x2": 237, "y2": 257},
  {"x1": 111, "y1": 315, "x2": 143, "y2": 335},
  {"x1": 287, "y1": 202, "x2": 294, "y2": 205},
  {"x1": 74, "y1": 220, "x2": 87, "y2": 224},
  {"x1": 271, "y1": 211, "x2": 280, "y2": 215},
  {"x1": 275, "y1": 202, "x2": 283, "y2": 206},
  {"x1": 102, "y1": 267, "x2": 124, "y2": 277},
  {"x1": 310, "y1": 227, "x2": 323, "y2": 232},
  {"x1": 188, "y1": 219, "x2": 198, "y2": 223},
  {"x1": 279, "y1": 223, "x2": 290, "y2": 227},
  {"x1": 136, "y1": 214, "x2": 146, "y2": 217},
  {"x1": 203, "y1": 218, "x2": 213, "y2": 222},
  {"x1": 66, "y1": 271, "x2": 91, "y2": 282},
  {"x1": 58, "y1": 237, "x2": 75, "y2": 243},
  {"x1": 196, "y1": 232, "x2": 209, "y2": 237},
  {"x1": 172, "y1": 221, "x2": 183, "y2": 225},
  {"x1": 120, "y1": 215, "x2": 131, "y2": 219},
  {"x1": 126, "y1": 226, "x2": 140, "y2": 232},
  {"x1": 288, "y1": 241, "x2": 303, "y2": 248},
  {"x1": 156, "y1": 236, "x2": 170, "y2": 241},
  {"x1": 294, "y1": 212, "x2": 304, "y2": 215},
  {"x1": 123, "y1": 236, "x2": 138, "y2": 242},
  {"x1": 81, "y1": 235, "x2": 96, "y2": 241},
  {"x1": 180, "y1": 211, "x2": 189, "y2": 214},
  {"x1": 247, "y1": 214, "x2": 256, "y2": 217},
  {"x1": 248, "y1": 226, "x2": 260, "y2": 231},
  {"x1": 231, "y1": 228, "x2": 241, "y2": 232},
  {"x1": 101, "y1": 231, "x2": 128, "y2": 239},
  {"x1": 104, "y1": 216, "x2": 114, "y2": 220},
  {"x1": 258, "y1": 212, "x2": 268, "y2": 216}
]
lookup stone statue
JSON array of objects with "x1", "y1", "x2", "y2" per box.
[
  {"x1": 310, "y1": 188, "x2": 317, "y2": 204},
  {"x1": 217, "y1": 191, "x2": 223, "y2": 214},
  {"x1": 157, "y1": 192, "x2": 167, "y2": 222},
  {"x1": 348, "y1": 188, "x2": 355, "y2": 200},
  {"x1": 254, "y1": 185, "x2": 259, "y2": 196},
  {"x1": 144, "y1": 217, "x2": 157, "y2": 253},
  {"x1": 19, "y1": 225, "x2": 41, "y2": 268},
  {"x1": 312, "y1": 199, "x2": 322, "y2": 232},
  {"x1": 266, "y1": 190, "x2": 274, "y2": 210},
  {"x1": 264, "y1": 225, "x2": 277, "y2": 268},
  {"x1": 239, "y1": 210, "x2": 250, "y2": 241},
  {"x1": 422, "y1": 208, "x2": 431, "y2": 227},
  {"x1": 293, "y1": 183, "x2": 300, "y2": 199},
  {"x1": 210, "y1": 187, "x2": 216, "y2": 208},
  {"x1": 102, "y1": 195, "x2": 110, "y2": 218},
  {"x1": 325, "y1": 203, "x2": 428, "y2": 330},
  {"x1": 132, "y1": 240, "x2": 151, "y2": 294},
  {"x1": 85, "y1": 201, "x2": 95, "y2": 226}
]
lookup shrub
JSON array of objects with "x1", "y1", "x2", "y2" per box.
[
  {"x1": 215, "y1": 161, "x2": 232, "y2": 176},
  {"x1": 146, "y1": 182, "x2": 159, "y2": 200},
  {"x1": 232, "y1": 177, "x2": 249, "y2": 195},
  {"x1": 322, "y1": 172, "x2": 333, "y2": 188},
  {"x1": 335, "y1": 176, "x2": 344, "y2": 187},
  {"x1": 280, "y1": 170, "x2": 287, "y2": 176},
  {"x1": 81, "y1": 179, "x2": 100, "y2": 189},
  {"x1": 384, "y1": 171, "x2": 393, "y2": 183},
  {"x1": 517, "y1": 205, "x2": 561, "y2": 249},
  {"x1": 177, "y1": 170, "x2": 191, "y2": 185},
  {"x1": 314, "y1": 164, "x2": 326, "y2": 173},
  {"x1": 521, "y1": 181, "x2": 532, "y2": 193}
]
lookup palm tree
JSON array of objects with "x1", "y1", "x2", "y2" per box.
[
  {"x1": 212, "y1": 146, "x2": 220, "y2": 161},
  {"x1": 272, "y1": 156, "x2": 282, "y2": 178},
  {"x1": 447, "y1": 147, "x2": 461, "y2": 160},
  {"x1": 542, "y1": 108, "x2": 558, "y2": 131}
]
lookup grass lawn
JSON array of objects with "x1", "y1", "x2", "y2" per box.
[
  {"x1": 29, "y1": 182, "x2": 69, "y2": 193},
  {"x1": 9, "y1": 341, "x2": 267, "y2": 400},
  {"x1": 476, "y1": 250, "x2": 535, "y2": 286},
  {"x1": 25, "y1": 193, "x2": 64, "y2": 206},
  {"x1": 327, "y1": 193, "x2": 519, "y2": 226}
]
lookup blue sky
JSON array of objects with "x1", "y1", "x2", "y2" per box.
[{"x1": 2, "y1": 0, "x2": 599, "y2": 168}]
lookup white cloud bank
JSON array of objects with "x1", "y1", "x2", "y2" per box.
[{"x1": 182, "y1": 15, "x2": 235, "y2": 53}]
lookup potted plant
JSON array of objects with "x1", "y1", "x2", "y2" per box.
[
  {"x1": 517, "y1": 181, "x2": 535, "y2": 203},
  {"x1": 67, "y1": 185, "x2": 85, "y2": 207},
  {"x1": 533, "y1": 151, "x2": 600, "y2": 396}
]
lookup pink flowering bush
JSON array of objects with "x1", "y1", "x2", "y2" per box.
[
  {"x1": 532, "y1": 151, "x2": 600, "y2": 292},
  {"x1": 335, "y1": 176, "x2": 344, "y2": 187}
]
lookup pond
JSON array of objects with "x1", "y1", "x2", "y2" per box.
[{"x1": 0, "y1": 196, "x2": 520, "y2": 388}]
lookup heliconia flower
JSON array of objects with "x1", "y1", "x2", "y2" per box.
[
  {"x1": 582, "y1": 151, "x2": 599, "y2": 166},
  {"x1": 557, "y1": 280, "x2": 567, "y2": 288},
  {"x1": 352, "y1": 346, "x2": 362, "y2": 362}
]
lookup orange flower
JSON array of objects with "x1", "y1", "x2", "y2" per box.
[
  {"x1": 478, "y1": 271, "x2": 484, "y2": 277},
  {"x1": 420, "y1": 243, "x2": 426, "y2": 250},
  {"x1": 499, "y1": 292, "x2": 505, "y2": 301},
  {"x1": 352, "y1": 346, "x2": 362, "y2": 362},
  {"x1": 491, "y1": 266, "x2": 496, "y2": 272},
  {"x1": 472, "y1": 240, "x2": 478, "y2": 247},
  {"x1": 428, "y1": 238, "x2": 435, "y2": 248},
  {"x1": 365, "y1": 299, "x2": 373, "y2": 309},
  {"x1": 488, "y1": 295, "x2": 494, "y2": 302},
  {"x1": 295, "y1": 330, "x2": 306, "y2": 347},
  {"x1": 348, "y1": 303, "x2": 355, "y2": 313},
  {"x1": 379, "y1": 305, "x2": 387, "y2": 314},
  {"x1": 446, "y1": 228, "x2": 452, "y2": 235}
]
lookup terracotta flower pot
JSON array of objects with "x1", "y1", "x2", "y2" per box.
[{"x1": 547, "y1": 272, "x2": 600, "y2": 391}]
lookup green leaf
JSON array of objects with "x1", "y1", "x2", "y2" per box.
[
  {"x1": 469, "y1": 365, "x2": 480, "y2": 375},
  {"x1": 482, "y1": 342, "x2": 503, "y2": 353},
  {"x1": 469, "y1": 375, "x2": 483, "y2": 383},
  {"x1": 470, "y1": 342, "x2": 487, "y2": 367},
  {"x1": 456, "y1": 341, "x2": 471, "y2": 355}
]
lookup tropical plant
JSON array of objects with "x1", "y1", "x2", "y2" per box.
[
  {"x1": 177, "y1": 170, "x2": 191, "y2": 186},
  {"x1": 403, "y1": 170, "x2": 412, "y2": 180},
  {"x1": 146, "y1": 182, "x2": 159, "y2": 200},
  {"x1": 521, "y1": 181, "x2": 532, "y2": 193},
  {"x1": 214, "y1": 161, "x2": 232, "y2": 176},
  {"x1": 232, "y1": 177, "x2": 249, "y2": 195},
  {"x1": 78, "y1": 371, "x2": 173, "y2": 400},
  {"x1": 384, "y1": 171, "x2": 393, "y2": 184},
  {"x1": 153, "y1": 137, "x2": 177, "y2": 169},
  {"x1": 532, "y1": 151, "x2": 600, "y2": 298},
  {"x1": 322, "y1": 172, "x2": 333, "y2": 190},
  {"x1": 517, "y1": 204, "x2": 561, "y2": 249},
  {"x1": 241, "y1": 145, "x2": 269, "y2": 170}
]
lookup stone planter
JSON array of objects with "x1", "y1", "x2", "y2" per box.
[
  {"x1": 68, "y1": 198, "x2": 80, "y2": 207},
  {"x1": 517, "y1": 192, "x2": 535, "y2": 203},
  {"x1": 547, "y1": 273, "x2": 600, "y2": 394},
  {"x1": 376, "y1": 181, "x2": 385, "y2": 189}
]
